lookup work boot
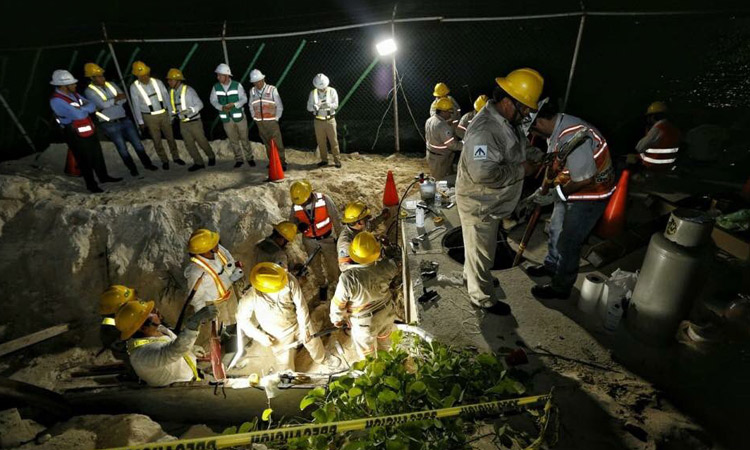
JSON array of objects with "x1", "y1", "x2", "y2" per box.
[
  {"x1": 248, "y1": 159, "x2": 256, "y2": 167},
  {"x1": 174, "y1": 158, "x2": 186, "y2": 165},
  {"x1": 188, "y1": 164, "x2": 206, "y2": 172},
  {"x1": 208, "y1": 157, "x2": 216, "y2": 166},
  {"x1": 162, "y1": 162, "x2": 169, "y2": 170},
  {"x1": 129, "y1": 168, "x2": 140, "y2": 177},
  {"x1": 334, "y1": 162, "x2": 342, "y2": 168},
  {"x1": 317, "y1": 161, "x2": 329, "y2": 167},
  {"x1": 531, "y1": 284, "x2": 571, "y2": 300},
  {"x1": 234, "y1": 161, "x2": 244, "y2": 168},
  {"x1": 526, "y1": 264, "x2": 555, "y2": 278},
  {"x1": 282, "y1": 163, "x2": 288, "y2": 171},
  {"x1": 144, "y1": 163, "x2": 159, "y2": 171},
  {"x1": 87, "y1": 184, "x2": 104, "y2": 194},
  {"x1": 100, "y1": 175, "x2": 123, "y2": 183}
]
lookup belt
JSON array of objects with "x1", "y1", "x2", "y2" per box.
[
  {"x1": 315, "y1": 115, "x2": 335, "y2": 121},
  {"x1": 427, "y1": 149, "x2": 441, "y2": 156},
  {"x1": 311, "y1": 230, "x2": 332, "y2": 240},
  {"x1": 101, "y1": 117, "x2": 125, "y2": 123},
  {"x1": 352, "y1": 302, "x2": 389, "y2": 319}
]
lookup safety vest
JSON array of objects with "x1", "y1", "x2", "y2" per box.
[
  {"x1": 133, "y1": 78, "x2": 166, "y2": 115},
  {"x1": 553, "y1": 124, "x2": 616, "y2": 201},
  {"x1": 214, "y1": 81, "x2": 244, "y2": 123},
  {"x1": 190, "y1": 250, "x2": 232, "y2": 303},
  {"x1": 87, "y1": 82, "x2": 119, "y2": 122},
  {"x1": 250, "y1": 84, "x2": 277, "y2": 121},
  {"x1": 312, "y1": 88, "x2": 335, "y2": 120},
  {"x1": 641, "y1": 119, "x2": 681, "y2": 168},
  {"x1": 294, "y1": 193, "x2": 333, "y2": 239},
  {"x1": 127, "y1": 337, "x2": 201, "y2": 381},
  {"x1": 101, "y1": 317, "x2": 116, "y2": 326},
  {"x1": 51, "y1": 92, "x2": 96, "y2": 138},
  {"x1": 170, "y1": 84, "x2": 199, "y2": 123}
]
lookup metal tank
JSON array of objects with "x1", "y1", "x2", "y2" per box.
[{"x1": 626, "y1": 209, "x2": 713, "y2": 344}]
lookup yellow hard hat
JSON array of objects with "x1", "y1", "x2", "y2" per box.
[
  {"x1": 342, "y1": 201, "x2": 371, "y2": 224},
  {"x1": 84, "y1": 62, "x2": 105, "y2": 78},
  {"x1": 290, "y1": 180, "x2": 313, "y2": 205},
  {"x1": 99, "y1": 285, "x2": 135, "y2": 315},
  {"x1": 166, "y1": 68, "x2": 185, "y2": 81},
  {"x1": 474, "y1": 94, "x2": 489, "y2": 112},
  {"x1": 273, "y1": 221, "x2": 298, "y2": 242},
  {"x1": 188, "y1": 228, "x2": 220, "y2": 254},
  {"x1": 495, "y1": 68, "x2": 544, "y2": 110},
  {"x1": 349, "y1": 231, "x2": 381, "y2": 265},
  {"x1": 434, "y1": 97, "x2": 454, "y2": 112},
  {"x1": 132, "y1": 61, "x2": 150, "y2": 76},
  {"x1": 115, "y1": 300, "x2": 155, "y2": 340},
  {"x1": 433, "y1": 82, "x2": 450, "y2": 97},
  {"x1": 646, "y1": 101, "x2": 668, "y2": 115},
  {"x1": 250, "y1": 262, "x2": 289, "y2": 294}
]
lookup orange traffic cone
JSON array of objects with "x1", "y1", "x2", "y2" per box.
[
  {"x1": 596, "y1": 169, "x2": 630, "y2": 239},
  {"x1": 383, "y1": 170, "x2": 399, "y2": 207},
  {"x1": 267, "y1": 139, "x2": 285, "y2": 182},
  {"x1": 64, "y1": 148, "x2": 81, "y2": 177}
]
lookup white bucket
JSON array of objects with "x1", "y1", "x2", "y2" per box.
[{"x1": 579, "y1": 273, "x2": 605, "y2": 314}]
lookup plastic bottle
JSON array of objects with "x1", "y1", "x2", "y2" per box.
[
  {"x1": 604, "y1": 299, "x2": 624, "y2": 331},
  {"x1": 416, "y1": 204, "x2": 426, "y2": 228}
]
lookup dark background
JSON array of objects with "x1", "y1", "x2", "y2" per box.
[{"x1": 1, "y1": 0, "x2": 749, "y2": 167}]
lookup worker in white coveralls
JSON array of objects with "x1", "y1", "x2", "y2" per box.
[
  {"x1": 236, "y1": 262, "x2": 329, "y2": 372},
  {"x1": 248, "y1": 69, "x2": 287, "y2": 170},
  {"x1": 250, "y1": 221, "x2": 299, "y2": 269},
  {"x1": 425, "y1": 97, "x2": 463, "y2": 182},
  {"x1": 209, "y1": 63, "x2": 256, "y2": 168},
  {"x1": 166, "y1": 68, "x2": 217, "y2": 172},
  {"x1": 129, "y1": 61, "x2": 185, "y2": 170},
  {"x1": 455, "y1": 68, "x2": 545, "y2": 315},
  {"x1": 307, "y1": 73, "x2": 342, "y2": 168},
  {"x1": 83, "y1": 62, "x2": 158, "y2": 177},
  {"x1": 99, "y1": 285, "x2": 136, "y2": 365},
  {"x1": 456, "y1": 95, "x2": 488, "y2": 139},
  {"x1": 429, "y1": 82, "x2": 461, "y2": 128},
  {"x1": 526, "y1": 101, "x2": 616, "y2": 299},
  {"x1": 330, "y1": 232, "x2": 400, "y2": 360},
  {"x1": 289, "y1": 180, "x2": 341, "y2": 301},
  {"x1": 184, "y1": 228, "x2": 244, "y2": 334},
  {"x1": 116, "y1": 299, "x2": 217, "y2": 387},
  {"x1": 338, "y1": 201, "x2": 390, "y2": 272}
]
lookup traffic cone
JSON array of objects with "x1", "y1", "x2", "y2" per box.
[
  {"x1": 596, "y1": 169, "x2": 630, "y2": 239},
  {"x1": 64, "y1": 148, "x2": 81, "y2": 177},
  {"x1": 267, "y1": 139, "x2": 285, "y2": 182},
  {"x1": 383, "y1": 170, "x2": 399, "y2": 207}
]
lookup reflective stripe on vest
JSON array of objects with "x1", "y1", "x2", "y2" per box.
[
  {"x1": 190, "y1": 250, "x2": 231, "y2": 302},
  {"x1": 641, "y1": 120, "x2": 681, "y2": 167},
  {"x1": 51, "y1": 92, "x2": 96, "y2": 137},
  {"x1": 134, "y1": 79, "x2": 166, "y2": 115},
  {"x1": 101, "y1": 317, "x2": 116, "y2": 326},
  {"x1": 127, "y1": 337, "x2": 201, "y2": 381},
  {"x1": 312, "y1": 88, "x2": 335, "y2": 119},
  {"x1": 554, "y1": 123, "x2": 616, "y2": 201},
  {"x1": 251, "y1": 85, "x2": 277, "y2": 121},
  {"x1": 170, "y1": 84, "x2": 197, "y2": 122},
  {"x1": 215, "y1": 81, "x2": 244, "y2": 123},
  {"x1": 293, "y1": 193, "x2": 333, "y2": 238},
  {"x1": 88, "y1": 82, "x2": 118, "y2": 101}
]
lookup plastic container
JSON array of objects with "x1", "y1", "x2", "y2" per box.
[
  {"x1": 416, "y1": 204, "x2": 426, "y2": 228},
  {"x1": 420, "y1": 179, "x2": 436, "y2": 204},
  {"x1": 604, "y1": 300, "x2": 624, "y2": 331}
]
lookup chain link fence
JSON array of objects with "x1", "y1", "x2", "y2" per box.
[{"x1": 1, "y1": 11, "x2": 749, "y2": 162}]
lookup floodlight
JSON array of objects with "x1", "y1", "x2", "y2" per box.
[{"x1": 376, "y1": 38, "x2": 398, "y2": 56}]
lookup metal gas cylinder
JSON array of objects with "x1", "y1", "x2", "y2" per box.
[{"x1": 626, "y1": 209, "x2": 713, "y2": 343}]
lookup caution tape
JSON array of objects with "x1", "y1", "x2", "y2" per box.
[{"x1": 99, "y1": 392, "x2": 553, "y2": 450}]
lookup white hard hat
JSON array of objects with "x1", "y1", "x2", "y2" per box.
[
  {"x1": 50, "y1": 69, "x2": 78, "y2": 86},
  {"x1": 313, "y1": 73, "x2": 329, "y2": 90},
  {"x1": 215, "y1": 63, "x2": 232, "y2": 76},
  {"x1": 249, "y1": 69, "x2": 265, "y2": 83}
]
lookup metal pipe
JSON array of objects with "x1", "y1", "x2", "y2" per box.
[
  {"x1": 179, "y1": 43, "x2": 200, "y2": 72},
  {"x1": 102, "y1": 24, "x2": 138, "y2": 131},
  {"x1": 391, "y1": 4, "x2": 400, "y2": 153},
  {"x1": 240, "y1": 43, "x2": 266, "y2": 84},
  {"x1": 221, "y1": 21, "x2": 230, "y2": 65},
  {"x1": 562, "y1": 14, "x2": 586, "y2": 112},
  {"x1": 338, "y1": 56, "x2": 378, "y2": 113},
  {"x1": 66, "y1": 50, "x2": 79, "y2": 72},
  {"x1": 276, "y1": 39, "x2": 307, "y2": 87},
  {"x1": 0, "y1": 91, "x2": 36, "y2": 152}
]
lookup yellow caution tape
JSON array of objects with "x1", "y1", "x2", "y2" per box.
[{"x1": 98, "y1": 392, "x2": 553, "y2": 450}]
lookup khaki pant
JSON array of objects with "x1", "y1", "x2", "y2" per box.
[
  {"x1": 256, "y1": 120, "x2": 286, "y2": 164},
  {"x1": 461, "y1": 217, "x2": 500, "y2": 308},
  {"x1": 314, "y1": 118, "x2": 340, "y2": 164},
  {"x1": 142, "y1": 112, "x2": 180, "y2": 163},
  {"x1": 223, "y1": 117, "x2": 253, "y2": 162},
  {"x1": 426, "y1": 150, "x2": 456, "y2": 182},
  {"x1": 270, "y1": 326, "x2": 325, "y2": 372},
  {"x1": 302, "y1": 236, "x2": 340, "y2": 288},
  {"x1": 179, "y1": 119, "x2": 216, "y2": 166},
  {"x1": 350, "y1": 303, "x2": 396, "y2": 360}
]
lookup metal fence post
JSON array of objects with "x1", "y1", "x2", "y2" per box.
[
  {"x1": 391, "y1": 5, "x2": 400, "y2": 153},
  {"x1": 562, "y1": 13, "x2": 586, "y2": 112},
  {"x1": 222, "y1": 21, "x2": 230, "y2": 65},
  {"x1": 102, "y1": 23, "x2": 139, "y2": 128}
]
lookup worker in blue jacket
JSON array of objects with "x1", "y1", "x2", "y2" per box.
[{"x1": 49, "y1": 69, "x2": 121, "y2": 193}]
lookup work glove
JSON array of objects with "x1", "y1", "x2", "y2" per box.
[
  {"x1": 230, "y1": 267, "x2": 245, "y2": 283},
  {"x1": 531, "y1": 188, "x2": 556, "y2": 207},
  {"x1": 383, "y1": 244, "x2": 401, "y2": 259},
  {"x1": 255, "y1": 332, "x2": 274, "y2": 347},
  {"x1": 185, "y1": 305, "x2": 219, "y2": 331}
]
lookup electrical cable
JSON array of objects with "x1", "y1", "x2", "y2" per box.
[
  {"x1": 370, "y1": 85, "x2": 396, "y2": 150},
  {"x1": 395, "y1": 68, "x2": 425, "y2": 142}
]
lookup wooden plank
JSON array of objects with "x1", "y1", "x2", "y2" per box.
[{"x1": 0, "y1": 324, "x2": 70, "y2": 357}]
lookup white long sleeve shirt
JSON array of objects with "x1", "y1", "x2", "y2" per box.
[
  {"x1": 128, "y1": 326, "x2": 199, "y2": 387},
  {"x1": 184, "y1": 244, "x2": 238, "y2": 311},
  {"x1": 209, "y1": 81, "x2": 248, "y2": 111},
  {"x1": 168, "y1": 83, "x2": 204, "y2": 120},
  {"x1": 306, "y1": 87, "x2": 339, "y2": 118},
  {"x1": 129, "y1": 78, "x2": 170, "y2": 125}
]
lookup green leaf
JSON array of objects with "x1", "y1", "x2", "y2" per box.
[
  {"x1": 390, "y1": 329, "x2": 403, "y2": 346},
  {"x1": 383, "y1": 376, "x2": 401, "y2": 391},
  {"x1": 300, "y1": 394, "x2": 317, "y2": 411},
  {"x1": 365, "y1": 393, "x2": 377, "y2": 410},
  {"x1": 348, "y1": 387, "x2": 363, "y2": 397},
  {"x1": 450, "y1": 384, "x2": 462, "y2": 399},
  {"x1": 238, "y1": 419, "x2": 257, "y2": 433},
  {"x1": 342, "y1": 441, "x2": 366, "y2": 450},
  {"x1": 406, "y1": 380, "x2": 426, "y2": 394},
  {"x1": 442, "y1": 395, "x2": 456, "y2": 407},
  {"x1": 311, "y1": 408, "x2": 329, "y2": 423},
  {"x1": 261, "y1": 408, "x2": 273, "y2": 421},
  {"x1": 221, "y1": 425, "x2": 237, "y2": 435},
  {"x1": 378, "y1": 390, "x2": 399, "y2": 404},
  {"x1": 310, "y1": 386, "x2": 326, "y2": 398},
  {"x1": 386, "y1": 438, "x2": 407, "y2": 450},
  {"x1": 352, "y1": 360, "x2": 367, "y2": 371},
  {"x1": 370, "y1": 361, "x2": 386, "y2": 377},
  {"x1": 476, "y1": 353, "x2": 499, "y2": 367}
]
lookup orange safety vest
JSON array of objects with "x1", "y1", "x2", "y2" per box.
[
  {"x1": 250, "y1": 84, "x2": 277, "y2": 121},
  {"x1": 554, "y1": 124, "x2": 616, "y2": 201},
  {"x1": 641, "y1": 120, "x2": 681, "y2": 169},
  {"x1": 52, "y1": 92, "x2": 96, "y2": 137},
  {"x1": 294, "y1": 193, "x2": 333, "y2": 239},
  {"x1": 190, "y1": 250, "x2": 232, "y2": 302}
]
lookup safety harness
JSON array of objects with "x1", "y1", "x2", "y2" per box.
[
  {"x1": 312, "y1": 88, "x2": 335, "y2": 120},
  {"x1": 190, "y1": 250, "x2": 232, "y2": 303},
  {"x1": 134, "y1": 78, "x2": 166, "y2": 115}
]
